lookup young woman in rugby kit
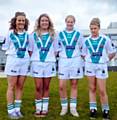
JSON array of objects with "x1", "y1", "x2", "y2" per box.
[
  {"x1": 82, "y1": 18, "x2": 116, "y2": 120},
  {"x1": 57, "y1": 15, "x2": 84, "y2": 117},
  {"x1": 2, "y1": 12, "x2": 30, "y2": 119},
  {"x1": 29, "y1": 13, "x2": 58, "y2": 117}
]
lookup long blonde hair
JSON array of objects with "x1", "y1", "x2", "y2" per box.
[{"x1": 34, "y1": 13, "x2": 55, "y2": 38}]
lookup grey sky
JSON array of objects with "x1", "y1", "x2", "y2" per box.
[{"x1": 0, "y1": 0, "x2": 117, "y2": 35}]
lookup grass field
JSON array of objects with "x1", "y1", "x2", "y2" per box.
[{"x1": 0, "y1": 72, "x2": 117, "y2": 120}]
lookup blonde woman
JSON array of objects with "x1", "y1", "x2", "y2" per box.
[
  {"x1": 58, "y1": 15, "x2": 84, "y2": 117},
  {"x1": 29, "y1": 13, "x2": 58, "y2": 117},
  {"x1": 82, "y1": 18, "x2": 116, "y2": 120}
]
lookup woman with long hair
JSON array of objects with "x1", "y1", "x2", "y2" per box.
[
  {"x1": 29, "y1": 13, "x2": 58, "y2": 117},
  {"x1": 2, "y1": 11, "x2": 30, "y2": 119}
]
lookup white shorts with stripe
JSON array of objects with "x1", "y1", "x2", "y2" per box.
[
  {"x1": 85, "y1": 62, "x2": 108, "y2": 79},
  {"x1": 30, "y1": 61, "x2": 56, "y2": 78},
  {"x1": 58, "y1": 57, "x2": 84, "y2": 80},
  {"x1": 5, "y1": 55, "x2": 30, "y2": 76}
]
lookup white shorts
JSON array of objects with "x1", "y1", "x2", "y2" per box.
[
  {"x1": 85, "y1": 62, "x2": 108, "y2": 79},
  {"x1": 30, "y1": 61, "x2": 56, "y2": 78},
  {"x1": 5, "y1": 55, "x2": 30, "y2": 76},
  {"x1": 58, "y1": 57, "x2": 84, "y2": 80}
]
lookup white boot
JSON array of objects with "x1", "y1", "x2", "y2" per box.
[
  {"x1": 60, "y1": 107, "x2": 68, "y2": 116},
  {"x1": 70, "y1": 107, "x2": 79, "y2": 117}
]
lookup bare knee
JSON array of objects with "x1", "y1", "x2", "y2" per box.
[
  {"x1": 99, "y1": 89, "x2": 107, "y2": 98},
  {"x1": 59, "y1": 80, "x2": 66, "y2": 93},
  {"x1": 44, "y1": 85, "x2": 50, "y2": 91},
  {"x1": 59, "y1": 85, "x2": 64, "y2": 92},
  {"x1": 16, "y1": 84, "x2": 24, "y2": 91},
  {"x1": 35, "y1": 85, "x2": 42, "y2": 92},
  {"x1": 89, "y1": 86, "x2": 96, "y2": 93},
  {"x1": 8, "y1": 84, "x2": 15, "y2": 92},
  {"x1": 71, "y1": 82, "x2": 77, "y2": 90}
]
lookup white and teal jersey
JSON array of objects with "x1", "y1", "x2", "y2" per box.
[
  {"x1": 58, "y1": 29, "x2": 84, "y2": 58},
  {"x1": 2, "y1": 30, "x2": 29, "y2": 58},
  {"x1": 82, "y1": 34, "x2": 116, "y2": 64},
  {"x1": 29, "y1": 32, "x2": 58, "y2": 62}
]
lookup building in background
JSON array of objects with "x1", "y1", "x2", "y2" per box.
[{"x1": 0, "y1": 36, "x2": 6, "y2": 72}]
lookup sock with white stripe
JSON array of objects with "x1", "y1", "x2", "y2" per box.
[
  {"x1": 35, "y1": 99, "x2": 42, "y2": 112},
  {"x1": 14, "y1": 100, "x2": 22, "y2": 112},
  {"x1": 102, "y1": 104, "x2": 109, "y2": 112},
  {"x1": 70, "y1": 98, "x2": 77, "y2": 109},
  {"x1": 7, "y1": 103, "x2": 15, "y2": 114},
  {"x1": 89, "y1": 102, "x2": 97, "y2": 110},
  {"x1": 61, "y1": 98, "x2": 68, "y2": 109},
  {"x1": 42, "y1": 97, "x2": 49, "y2": 112}
]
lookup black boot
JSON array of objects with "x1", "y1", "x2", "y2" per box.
[
  {"x1": 90, "y1": 109, "x2": 97, "y2": 119},
  {"x1": 103, "y1": 110, "x2": 110, "y2": 120}
]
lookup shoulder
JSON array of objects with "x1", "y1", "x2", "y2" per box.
[
  {"x1": 74, "y1": 28, "x2": 82, "y2": 34},
  {"x1": 29, "y1": 32, "x2": 35, "y2": 38},
  {"x1": 57, "y1": 30, "x2": 64, "y2": 38},
  {"x1": 59, "y1": 30, "x2": 64, "y2": 34},
  {"x1": 7, "y1": 30, "x2": 13, "y2": 36},
  {"x1": 84, "y1": 35, "x2": 90, "y2": 42},
  {"x1": 99, "y1": 34, "x2": 111, "y2": 46},
  {"x1": 5, "y1": 30, "x2": 14, "y2": 40},
  {"x1": 100, "y1": 34, "x2": 110, "y2": 41},
  {"x1": 74, "y1": 29, "x2": 84, "y2": 39},
  {"x1": 54, "y1": 31, "x2": 59, "y2": 37}
]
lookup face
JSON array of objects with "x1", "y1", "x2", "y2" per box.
[
  {"x1": 65, "y1": 17, "x2": 75, "y2": 31},
  {"x1": 40, "y1": 16, "x2": 49, "y2": 30},
  {"x1": 90, "y1": 24, "x2": 100, "y2": 37},
  {"x1": 16, "y1": 15, "x2": 26, "y2": 31}
]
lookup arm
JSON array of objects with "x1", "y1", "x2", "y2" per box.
[
  {"x1": 78, "y1": 33, "x2": 84, "y2": 51},
  {"x1": 108, "y1": 53, "x2": 116, "y2": 61},
  {"x1": 53, "y1": 32, "x2": 62, "y2": 56},
  {"x1": 105, "y1": 36, "x2": 116, "y2": 61},
  {"x1": 28, "y1": 51, "x2": 32, "y2": 57},
  {"x1": 81, "y1": 38, "x2": 87, "y2": 60},
  {"x1": 2, "y1": 33, "x2": 10, "y2": 51},
  {"x1": 28, "y1": 34, "x2": 34, "y2": 57}
]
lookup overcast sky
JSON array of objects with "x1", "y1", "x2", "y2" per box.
[{"x1": 0, "y1": 0, "x2": 117, "y2": 35}]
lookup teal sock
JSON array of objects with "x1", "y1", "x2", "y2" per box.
[
  {"x1": 70, "y1": 98, "x2": 77, "y2": 108},
  {"x1": 61, "y1": 98, "x2": 68, "y2": 108},
  {"x1": 102, "y1": 104, "x2": 109, "y2": 111},
  {"x1": 35, "y1": 99, "x2": 42, "y2": 112},
  {"x1": 7, "y1": 103, "x2": 15, "y2": 114},
  {"x1": 89, "y1": 102, "x2": 97, "y2": 110},
  {"x1": 42, "y1": 97, "x2": 49, "y2": 111},
  {"x1": 14, "y1": 100, "x2": 21, "y2": 112}
]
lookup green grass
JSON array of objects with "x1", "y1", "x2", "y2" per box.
[{"x1": 0, "y1": 72, "x2": 117, "y2": 120}]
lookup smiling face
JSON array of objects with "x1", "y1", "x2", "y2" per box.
[
  {"x1": 16, "y1": 15, "x2": 26, "y2": 32},
  {"x1": 40, "y1": 16, "x2": 49, "y2": 30},
  {"x1": 65, "y1": 16, "x2": 75, "y2": 31},
  {"x1": 90, "y1": 24, "x2": 100, "y2": 38}
]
